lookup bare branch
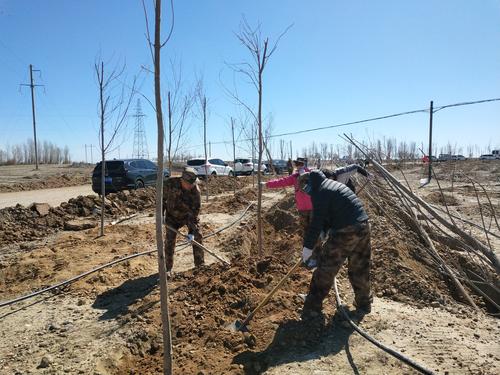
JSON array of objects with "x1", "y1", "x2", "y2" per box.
[
  {"x1": 141, "y1": 0, "x2": 155, "y2": 63},
  {"x1": 160, "y1": 0, "x2": 175, "y2": 47}
]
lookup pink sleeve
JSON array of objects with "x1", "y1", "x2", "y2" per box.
[{"x1": 266, "y1": 174, "x2": 297, "y2": 189}]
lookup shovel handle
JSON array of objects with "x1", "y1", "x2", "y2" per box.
[
  {"x1": 239, "y1": 257, "x2": 303, "y2": 329},
  {"x1": 165, "y1": 224, "x2": 230, "y2": 265}
]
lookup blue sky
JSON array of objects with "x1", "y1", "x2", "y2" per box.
[{"x1": 1, "y1": 0, "x2": 499, "y2": 162}]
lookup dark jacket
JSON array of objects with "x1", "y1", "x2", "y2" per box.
[
  {"x1": 303, "y1": 170, "x2": 368, "y2": 249},
  {"x1": 321, "y1": 164, "x2": 369, "y2": 193}
]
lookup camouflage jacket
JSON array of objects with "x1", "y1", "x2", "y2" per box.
[{"x1": 163, "y1": 177, "x2": 201, "y2": 224}]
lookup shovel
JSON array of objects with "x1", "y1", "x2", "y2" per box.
[
  {"x1": 164, "y1": 224, "x2": 230, "y2": 265},
  {"x1": 228, "y1": 257, "x2": 303, "y2": 332}
]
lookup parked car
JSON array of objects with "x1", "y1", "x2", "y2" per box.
[
  {"x1": 451, "y1": 155, "x2": 466, "y2": 161},
  {"x1": 479, "y1": 154, "x2": 496, "y2": 160},
  {"x1": 438, "y1": 154, "x2": 452, "y2": 162},
  {"x1": 186, "y1": 158, "x2": 234, "y2": 177},
  {"x1": 264, "y1": 159, "x2": 288, "y2": 174},
  {"x1": 252, "y1": 159, "x2": 268, "y2": 174},
  {"x1": 234, "y1": 158, "x2": 267, "y2": 175},
  {"x1": 92, "y1": 159, "x2": 170, "y2": 194},
  {"x1": 492, "y1": 150, "x2": 500, "y2": 159}
]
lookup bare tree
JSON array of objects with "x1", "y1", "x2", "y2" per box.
[
  {"x1": 142, "y1": 0, "x2": 175, "y2": 373},
  {"x1": 225, "y1": 17, "x2": 291, "y2": 257},
  {"x1": 385, "y1": 137, "x2": 393, "y2": 160},
  {"x1": 194, "y1": 78, "x2": 210, "y2": 202},
  {"x1": 94, "y1": 58, "x2": 136, "y2": 236},
  {"x1": 164, "y1": 60, "x2": 195, "y2": 171}
]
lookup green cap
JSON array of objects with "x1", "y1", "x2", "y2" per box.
[{"x1": 182, "y1": 168, "x2": 197, "y2": 184}]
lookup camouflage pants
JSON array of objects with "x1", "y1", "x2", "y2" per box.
[
  {"x1": 304, "y1": 221, "x2": 372, "y2": 312},
  {"x1": 164, "y1": 217, "x2": 204, "y2": 272}
]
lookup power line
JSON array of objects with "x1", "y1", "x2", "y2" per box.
[
  {"x1": 181, "y1": 97, "x2": 500, "y2": 151},
  {"x1": 433, "y1": 97, "x2": 500, "y2": 113}
]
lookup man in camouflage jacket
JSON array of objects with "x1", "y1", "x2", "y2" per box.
[{"x1": 163, "y1": 168, "x2": 204, "y2": 271}]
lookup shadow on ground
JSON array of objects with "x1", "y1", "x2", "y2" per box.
[
  {"x1": 233, "y1": 309, "x2": 364, "y2": 375},
  {"x1": 92, "y1": 273, "x2": 158, "y2": 320}
]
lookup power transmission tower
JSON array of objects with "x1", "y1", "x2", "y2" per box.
[
  {"x1": 20, "y1": 64, "x2": 44, "y2": 170},
  {"x1": 132, "y1": 99, "x2": 149, "y2": 159}
]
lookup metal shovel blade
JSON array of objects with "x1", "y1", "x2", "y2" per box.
[
  {"x1": 419, "y1": 178, "x2": 431, "y2": 188},
  {"x1": 226, "y1": 319, "x2": 249, "y2": 333}
]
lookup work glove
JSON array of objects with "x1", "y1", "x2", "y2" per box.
[
  {"x1": 186, "y1": 234, "x2": 194, "y2": 242},
  {"x1": 260, "y1": 181, "x2": 267, "y2": 187},
  {"x1": 302, "y1": 247, "x2": 317, "y2": 269},
  {"x1": 302, "y1": 247, "x2": 313, "y2": 263}
]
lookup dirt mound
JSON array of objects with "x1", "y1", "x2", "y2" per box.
[
  {"x1": 0, "y1": 188, "x2": 157, "y2": 247},
  {"x1": 117, "y1": 185, "x2": 492, "y2": 374},
  {"x1": 199, "y1": 176, "x2": 268, "y2": 195},
  {"x1": 264, "y1": 194, "x2": 297, "y2": 233},
  {"x1": 425, "y1": 191, "x2": 459, "y2": 206},
  {"x1": 199, "y1": 177, "x2": 246, "y2": 195},
  {"x1": 205, "y1": 187, "x2": 258, "y2": 214},
  {"x1": 0, "y1": 204, "x2": 65, "y2": 245},
  {"x1": 0, "y1": 170, "x2": 91, "y2": 193},
  {"x1": 117, "y1": 254, "x2": 313, "y2": 374},
  {"x1": 53, "y1": 188, "x2": 156, "y2": 217}
]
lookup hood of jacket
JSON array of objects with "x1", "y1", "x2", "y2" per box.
[{"x1": 309, "y1": 170, "x2": 326, "y2": 192}]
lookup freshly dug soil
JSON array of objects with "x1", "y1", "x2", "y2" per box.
[
  {"x1": 114, "y1": 188, "x2": 496, "y2": 374},
  {"x1": 0, "y1": 188, "x2": 157, "y2": 247},
  {"x1": 425, "y1": 191, "x2": 459, "y2": 206}
]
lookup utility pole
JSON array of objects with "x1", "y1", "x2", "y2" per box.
[
  {"x1": 21, "y1": 64, "x2": 43, "y2": 170},
  {"x1": 90, "y1": 144, "x2": 94, "y2": 164},
  {"x1": 428, "y1": 100, "x2": 433, "y2": 182},
  {"x1": 289, "y1": 140, "x2": 293, "y2": 159},
  {"x1": 209, "y1": 141, "x2": 211, "y2": 157},
  {"x1": 85, "y1": 144, "x2": 88, "y2": 163}
]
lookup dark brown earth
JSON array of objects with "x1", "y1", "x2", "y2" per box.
[{"x1": 1, "y1": 163, "x2": 498, "y2": 375}]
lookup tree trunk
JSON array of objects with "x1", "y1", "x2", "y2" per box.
[
  {"x1": 99, "y1": 62, "x2": 105, "y2": 237},
  {"x1": 256, "y1": 60, "x2": 264, "y2": 258},
  {"x1": 167, "y1": 91, "x2": 172, "y2": 172},
  {"x1": 154, "y1": 1, "x2": 173, "y2": 373},
  {"x1": 203, "y1": 97, "x2": 209, "y2": 202},
  {"x1": 231, "y1": 117, "x2": 236, "y2": 196}
]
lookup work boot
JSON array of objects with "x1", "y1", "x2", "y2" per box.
[
  {"x1": 353, "y1": 300, "x2": 372, "y2": 314},
  {"x1": 301, "y1": 295, "x2": 323, "y2": 321},
  {"x1": 194, "y1": 259, "x2": 205, "y2": 268}
]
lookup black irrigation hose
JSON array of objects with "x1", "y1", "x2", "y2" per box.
[
  {"x1": 0, "y1": 203, "x2": 254, "y2": 309},
  {"x1": 333, "y1": 278, "x2": 436, "y2": 375}
]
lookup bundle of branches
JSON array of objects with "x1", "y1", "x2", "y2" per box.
[{"x1": 344, "y1": 134, "x2": 499, "y2": 316}]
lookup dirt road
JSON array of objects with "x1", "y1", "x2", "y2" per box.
[{"x1": 0, "y1": 185, "x2": 94, "y2": 209}]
